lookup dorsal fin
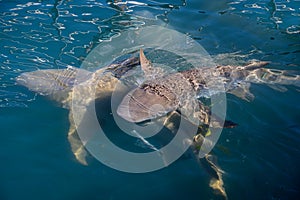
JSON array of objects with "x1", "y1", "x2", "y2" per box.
[
  {"x1": 139, "y1": 49, "x2": 169, "y2": 80},
  {"x1": 139, "y1": 48, "x2": 153, "y2": 76}
]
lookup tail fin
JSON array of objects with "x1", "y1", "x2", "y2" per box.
[
  {"x1": 229, "y1": 61, "x2": 299, "y2": 100},
  {"x1": 249, "y1": 68, "x2": 300, "y2": 89},
  {"x1": 16, "y1": 67, "x2": 91, "y2": 96}
]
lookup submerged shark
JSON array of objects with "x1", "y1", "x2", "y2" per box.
[{"x1": 17, "y1": 49, "x2": 299, "y2": 199}]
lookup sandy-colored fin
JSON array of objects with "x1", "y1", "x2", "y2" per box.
[
  {"x1": 250, "y1": 68, "x2": 300, "y2": 88},
  {"x1": 139, "y1": 49, "x2": 168, "y2": 80},
  {"x1": 161, "y1": 111, "x2": 181, "y2": 132},
  {"x1": 200, "y1": 155, "x2": 227, "y2": 199},
  {"x1": 140, "y1": 49, "x2": 154, "y2": 77},
  {"x1": 184, "y1": 101, "x2": 237, "y2": 129},
  {"x1": 16, "y1": 67, "x2": 91, "y2": 96},
  {"x1": 244, "y1": 60, "x2": 269, "y2": 70},
  {"x1": 228, "y1": 82, "x2": 254, "y2": 102},
  {"x1": 178, "y1": 96, "x2": 205, "y2": 126},
  {"x1": 67, "y1": 112, "x2": 89, "y2": 165},
  {"x1": 161, "y1": 110, "x2": 197, "y2": 141}
]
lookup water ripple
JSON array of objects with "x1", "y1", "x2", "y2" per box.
[
  {"x1": 0, "y1": 0, "x2": 179, "y2": 107},
  {"x1": 227, "y1": 0, "x2": 300, "y2": 34}
]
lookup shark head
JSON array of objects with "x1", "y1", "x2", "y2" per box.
[
  {"x1": 117, "y1": 49, "x2": 178, "y2": 123},
  {"x1": 117, "y1": 84, "x2": 178, "y2": 123}
]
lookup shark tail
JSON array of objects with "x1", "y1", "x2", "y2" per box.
[
  {"x1": 228, "y1": 61, "x2": 300, "y2": 100},
  {"x1": 200, "y1": 155, "x2": 227, "y2": 200},
  {"x1": 16, "y1": 67, "x2": 92, "y2": 95},
  {"x1": 249, "y1": 68, "x2": 300, "y2": 91}
]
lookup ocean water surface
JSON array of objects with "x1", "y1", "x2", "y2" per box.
[{"x1": 1, "y1": 0, "x2": 300, "y2": 199}]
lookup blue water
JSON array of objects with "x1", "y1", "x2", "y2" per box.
[{"x1": 1, "y1": 0, "x2": 300, "y2": 199}]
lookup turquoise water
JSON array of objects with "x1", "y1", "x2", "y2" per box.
[{"x1": 1, "y1": 0, "x2": 300, "y2": 199}]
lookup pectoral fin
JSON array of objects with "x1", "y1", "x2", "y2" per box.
[
  {"x1": 228, "y1": 82, "x2": 254, "y2": 102},
  {"x1": 244, "y1": 60, "x2": 269, "y2": 70}
]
